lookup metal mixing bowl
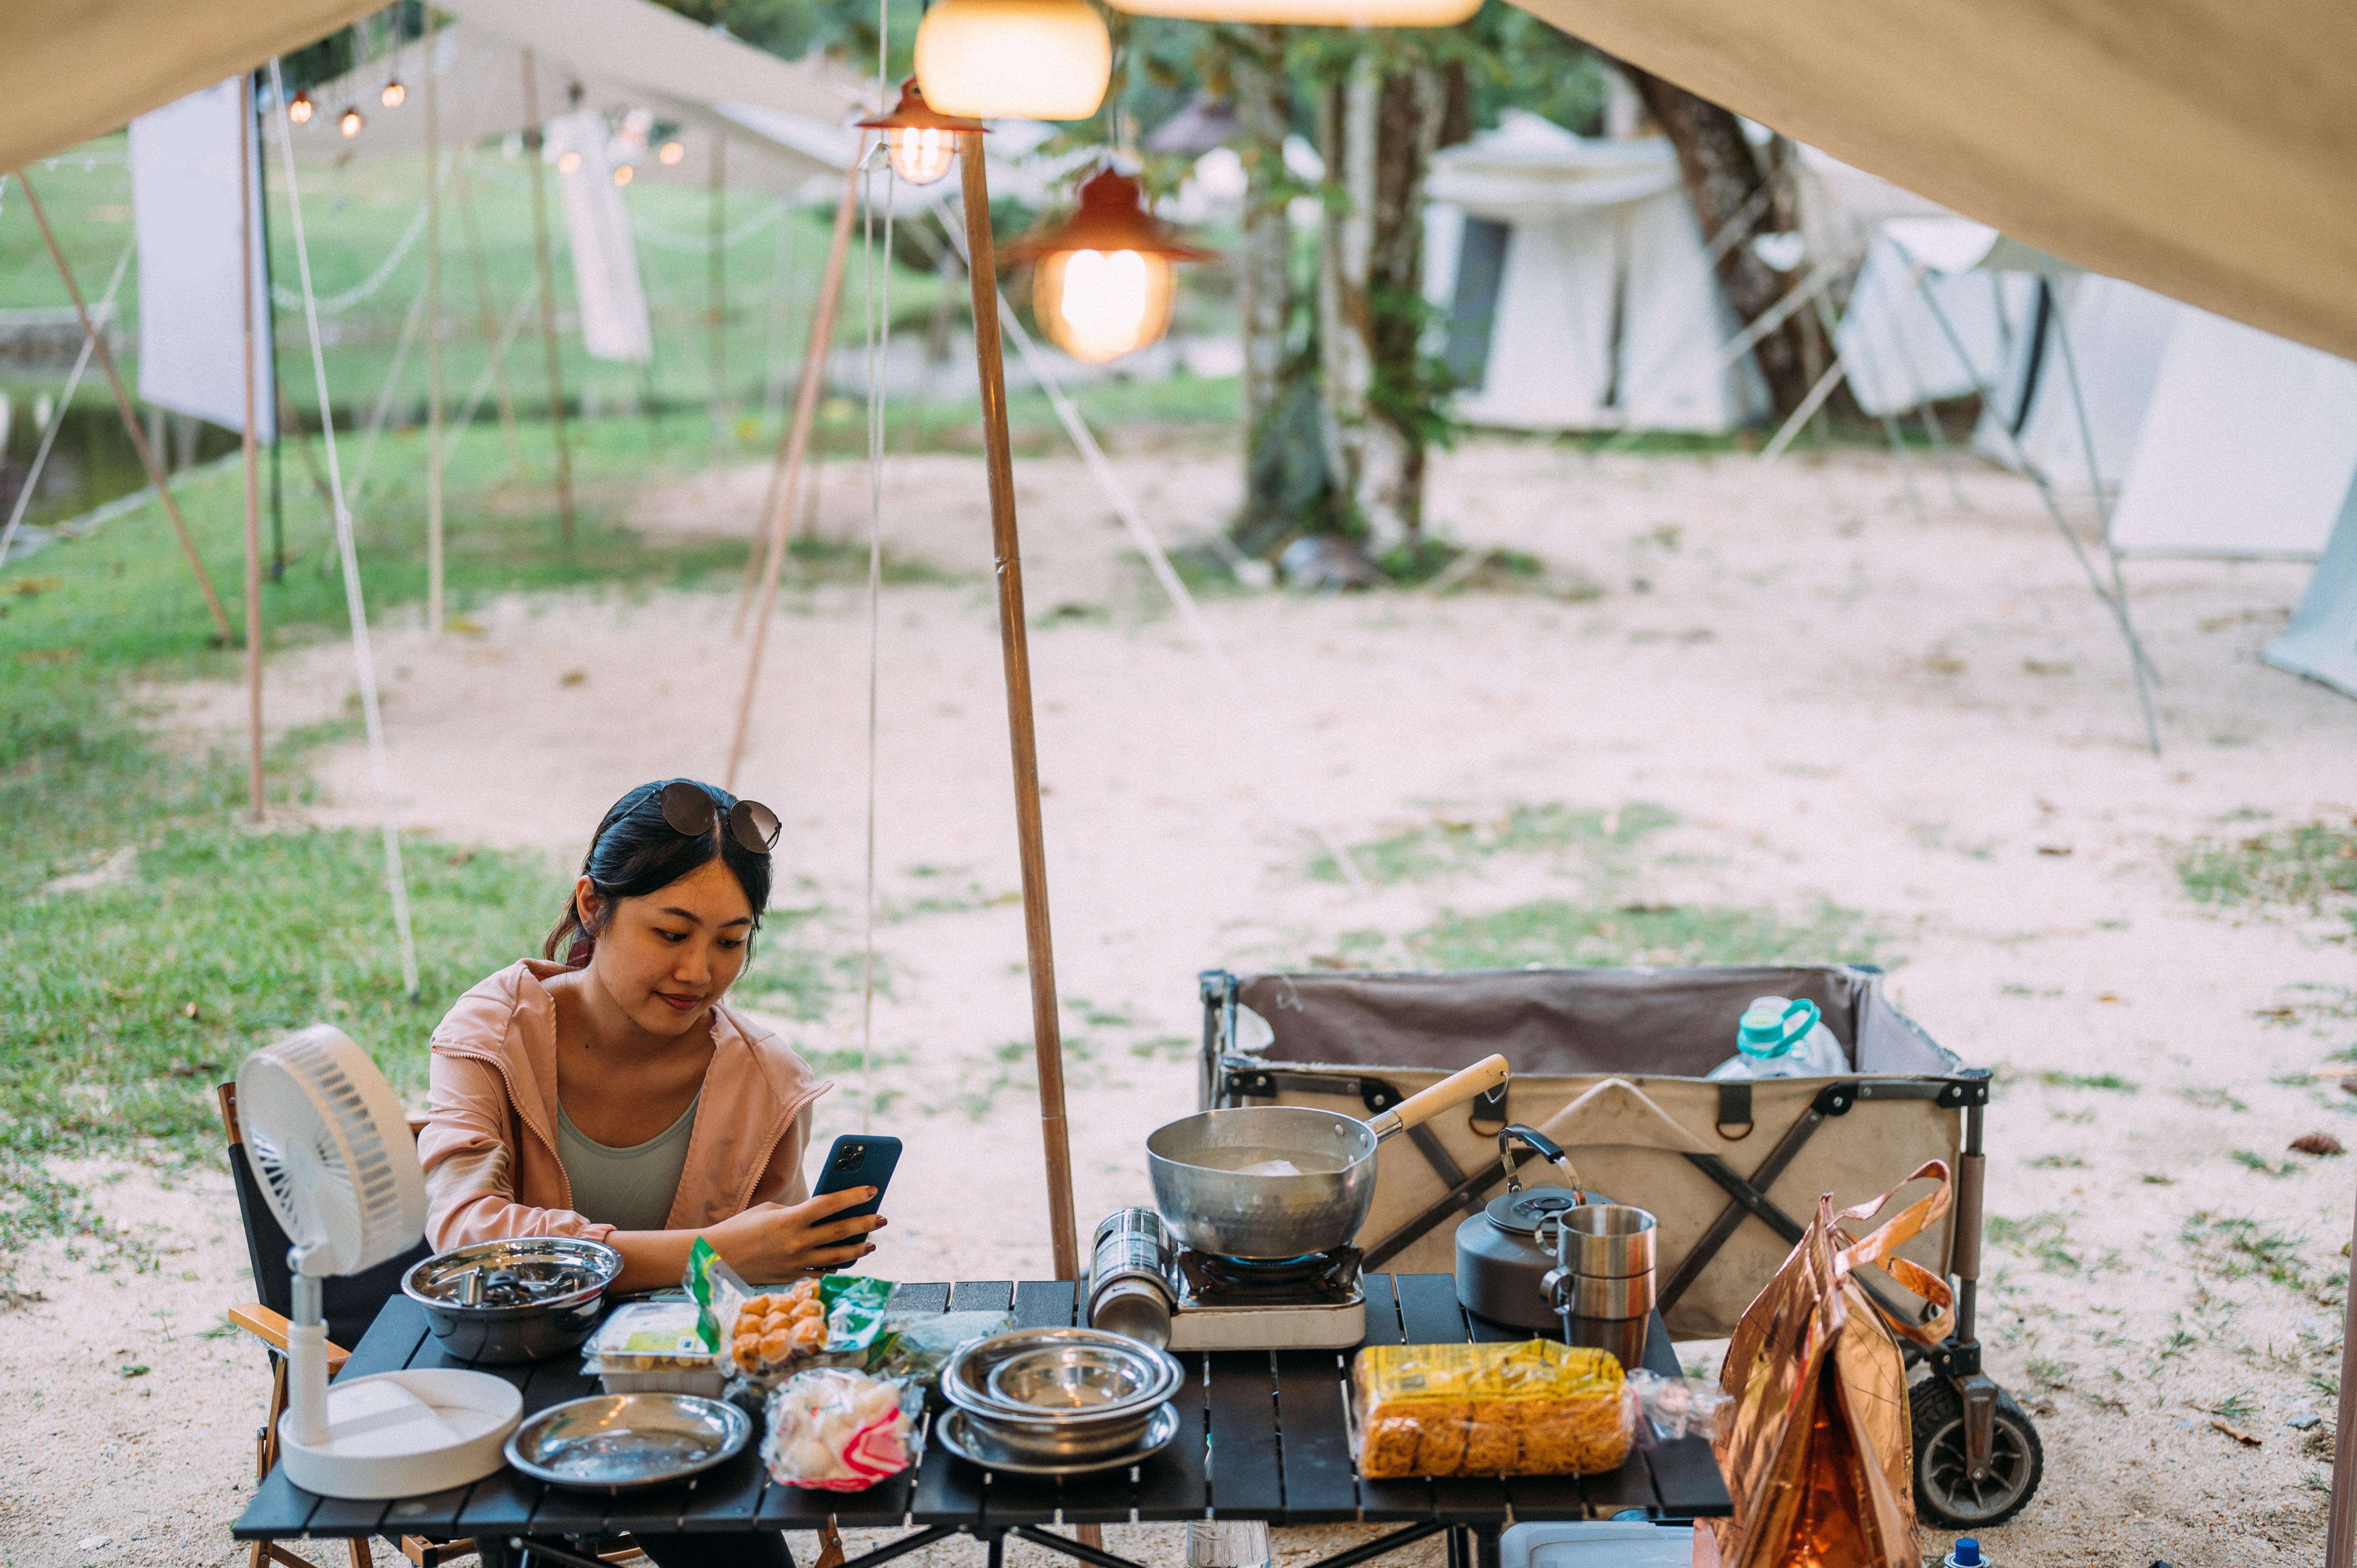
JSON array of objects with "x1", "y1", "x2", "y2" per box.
[
  {"x1": 403, "y1": 1237, "x2": 622, "y2": 1364},
  {"x1": 987, "y1": 1342, "x2": 1167, "y2": 1412},
  {"x1": 505, "y1": 1393, "x2": 751, "y2": 1492},
  {"x1": 942, "y1": 1329, "x2": 1182, "y2": 1462}
]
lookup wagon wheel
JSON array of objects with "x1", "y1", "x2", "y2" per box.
[{"x1": 1909, "y1": 1377, "x2": 2044, "y2": 1528}]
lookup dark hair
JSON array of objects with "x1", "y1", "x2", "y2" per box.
[{"x1": 543, "y1": 779, "x2": 773, "y2": 964}]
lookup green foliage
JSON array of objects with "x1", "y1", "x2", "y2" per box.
[
  {"x1": 2178, "y1": 820, "x2": 2357, "y2": 929},
  {"x1": 2035, "y1": 1070, "x2": 2139, "y2": 1093},
  {"x1": 1307, "y1": 800, "x2": 1676, "y2": 885},
  {"x1": 1401, "y1": 896, "x2": 1883, "y2": 972}
]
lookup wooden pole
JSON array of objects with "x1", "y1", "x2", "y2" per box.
[
  {"x1": 959, "y1": 138, "x2": 1080, "y2": 1283},
  {"x1": 18, "y1": 169, "x2": 237, "y2": 644},
  {"x1": 519, "y1": 49, "x2": 576, "y2": 547},
  {"x1": 708, "y1": 133, "x2": 727, "y2": 468},
  {"x1": 454, "y1": 151, "x2": 525, "y2": 474},
  {"x1": 425, "y1": 9, "x2": 445, "y2": 635},
  {"x1": 2330, "y1": 1181, "x2": 2357, "y2": 1568},
  {"x1": 730, "y1": 163, "x2": 859, "y2": 643},
  {"x1": 240, "y1": 78, "x2": 265, "y2": 822}
]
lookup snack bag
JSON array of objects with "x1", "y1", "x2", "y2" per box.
[
  {"x1": 1624, "y1": 1369, "x2": 1733, "y2": 1444},
  {"x1": 863, "y1": 1309, "x2": 1016, "y2": 1385},
  {"x1": 762, "y1": 1368, "x2": 923, "y2": 1491},
  {"x1": 730, "y1": 1275, "x2": 895, "y2": 1379},
  {"x1": 1351, "y1": 1339, "x2": 1633, "y2": 1478}
]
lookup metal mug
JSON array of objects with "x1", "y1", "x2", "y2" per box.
[{"x1": 1549, "y1": 1203, "x2": 1657, "y2": 1280}]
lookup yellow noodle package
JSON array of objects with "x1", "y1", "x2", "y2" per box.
[{"x1": 1351, "y1": 1340, "x2": 1633, "y2": 1478}]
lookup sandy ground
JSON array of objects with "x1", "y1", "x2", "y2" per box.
[{"x1": 11, "y1": 434, "x2": 2357, "y2": 1568}]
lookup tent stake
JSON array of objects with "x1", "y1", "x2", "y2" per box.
[
  {"x1": 520, "y1": 49, "x2": 576, "y2": 548},
  {"x1": 731, "y1": 163, "x2": 859, "y2": 643},
  {"x1": 18, "y1": 170, "x2": 237, "y2": 645},
  {"x1": 426, "y1": 8, "x2": 445, "y2": 636},
  {"x1": 240, "y1": 76, "x2": 265, "y2": 822},
  {"x1": 958, "y1": 137, "x2": 1080, "y2": 1283}
]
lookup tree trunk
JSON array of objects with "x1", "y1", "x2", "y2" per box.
[
  {"x1": 1231, "y1": 23, "x2": 1321, "y2": 554},
  {"x1": 1617, "y1": 64, "x2": 1816, "y2": 419},
  {"x1": 1318, "y1": 53, "x2": 1444, "y2": 557}
]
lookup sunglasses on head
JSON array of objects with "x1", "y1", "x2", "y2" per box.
[{"x1": 658, "y1": 780, "x2": 781, "y2": 855}]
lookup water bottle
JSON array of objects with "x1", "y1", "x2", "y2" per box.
[
  {"x1": 1942, "y1": 1540, "x2": 1992, "y2": 1568},
  {"x1": 1706, "y1": 997, "x2": 1846, "y2": 1080}
]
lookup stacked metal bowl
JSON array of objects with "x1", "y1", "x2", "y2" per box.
[{"x1": 940, "y1": 1328, "x2": 1182, "y2": 1467}]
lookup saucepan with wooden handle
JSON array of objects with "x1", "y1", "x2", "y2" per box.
[{"x1": 1145, "y1": 1055, "x2": 1512, "y2": 1260}]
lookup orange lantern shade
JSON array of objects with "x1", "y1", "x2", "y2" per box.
[
  {"x1": 857, "y1": 78, "x2": 983, "y2": 188},
  {"x1": 1010, "y1": 167, "x2": 1215, "y2": 364}
]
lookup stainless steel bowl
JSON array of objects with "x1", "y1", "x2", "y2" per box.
[
  {"x1": 987, "y1": 1343, "x2": 1167, "y2": 1412},
  {"x1": 941, "y1": 1329, "x2": 1182, "y2": 1462},
  {"x1": 504, "y1": 1393, "x2": 751, "y2": 1492},
  {"x1": 403, "y1": 1237, "x2": 622, "y2": 1365}
]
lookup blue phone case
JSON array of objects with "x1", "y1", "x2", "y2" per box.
[{"x1": 812, "y1": 1134, "x2": 901, "y2": 1223}]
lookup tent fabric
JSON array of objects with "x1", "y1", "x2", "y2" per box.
[
  {"x1": 0, "y1": 0, "x2": 380, "y2": 175},
  {"x1": 1972, "y1": 274, "x2": 2182, "y2": 493},
  {"x1": 1503, "y1": 0, "x2": 2357, "y2": 366},
  {"x1": 545, "y1": 110, "x2": 653, "y2": 364},
  {"x1": 1424, "y1": 113, "x2": 1764, "y2": 434},
  {"x1": 2109, "y1": 313, "x2": 2357, "y2": 559},
  {"x1": 2266, "y1": 476, "x2": 2357, "y2": 700},
  {"x1": 130, "y1": 77, "x2": 276, "y2": 441}
]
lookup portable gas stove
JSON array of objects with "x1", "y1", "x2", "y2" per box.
[
  {"x1": 1167, "y1": 1245, "x2": 1366, "y2": 1350},
  {"x1": 1088, "y1": 1209, "x2": 1369, "y2": 1351}
]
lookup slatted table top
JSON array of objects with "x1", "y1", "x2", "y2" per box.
[{"x1": 232, "y1": 1273, "x2": 1730, "y2": 1542}]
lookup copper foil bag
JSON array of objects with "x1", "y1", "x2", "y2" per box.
[{"x1": 1694, "y1": 1161, "x2": 1955, "y2": 1568}]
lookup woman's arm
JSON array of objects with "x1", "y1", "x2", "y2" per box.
[
  {"x1": 420, "y1": 1052, "x2": 619, "y2": 1250},
  {"x1": 604, "y1": 1186, "x2": 887, "y2": 1293}
]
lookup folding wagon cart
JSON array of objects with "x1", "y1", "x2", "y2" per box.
[{"x1": 1196, "y1": 962, "x2": 2043, "y2": 1528}]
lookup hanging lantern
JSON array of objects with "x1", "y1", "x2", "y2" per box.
[
  {"x1": 339, "y1": 107, "x2": 364, "y2": 138},
  {"x1": 1011, "y1": 167, "x2": 1213, "y2": 364},
  {"x1": 914, "y1": 0, "x2": 1110, "y2": 122},
  {"x1": 380, "y1": 79, "x2": 406, "y2": 108},
  {"x1": 1104, "y1": 0, "x2": 1477, "y2": 19},
  {"x1": 288, "y1": 90, "x2": 316, "y2": 125},
  {"x1": 858, "y1": 79, "x2": 981, "y2": 188}
]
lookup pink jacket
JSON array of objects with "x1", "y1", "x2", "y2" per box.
[{"x1": 419, "y1": 958, "x2": 830, "y2": 1250}]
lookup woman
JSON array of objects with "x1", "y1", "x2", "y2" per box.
[{"x1": 421, "y1": 779, "x2": 882, "y2": 1568}]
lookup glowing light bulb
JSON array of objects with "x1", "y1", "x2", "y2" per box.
[
  {"x1": 613, "y1": 165, "x2": 633, "y2": 187},
  {"x1": 380, "y1": 79, "x2": 406, "y2": 108},
  {"x1": 1105, "y1": 0, "x2": 1476, "y2": 20},
  {"x1": 658, "y1": 141, "x2": 686, "y2": 166},
  {"x1": 557, "y1": 151, "x2": 582, "y2": 174},
  {"x1": 889, "y1": 127, "x2": 958, "y2": 186},
  {"x1": 339, "y1": 108, "x2": 364, "y2": 138},
  {"x1": 914, "y1": 0, "x2": 1110, "y2": 121},
  {"x1": 1036, "y1": 249, "x2": 1171, "y2": 362},
  {"x1": 288, "y1": 91, "x2": 315, "y2": 125}
]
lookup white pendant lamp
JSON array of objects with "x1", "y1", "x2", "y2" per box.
[
  {"x1": 1105, "y1": 0, "x2": 1477, "y2": 23},
  {"x1": 914, "y1": 0, "x2": 1111, "y2": 122}
]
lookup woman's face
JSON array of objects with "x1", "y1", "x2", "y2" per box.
[{"x1": 577, "y1": 856, "x2": 756, "y2": 1039}]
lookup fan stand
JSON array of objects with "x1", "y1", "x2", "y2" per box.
[{"x1": 279, "y1": 1267, "x2": 523, "y2": 1501}]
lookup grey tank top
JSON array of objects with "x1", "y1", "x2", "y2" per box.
[{"x1": 557, "y1": 1094, "x2": 700, "y2": 1232}]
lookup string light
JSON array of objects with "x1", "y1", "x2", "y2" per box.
[
  {"x1": 557, "y1": 151, "x2": 582, "y2": 174},
  {"x1": 658, "y1": 141, "x2": 686, "y2": 166},
  {"x1": 1104, "y1": 0, "x2": 1477, "y2": 20},
  {"x1": 288, "y1": 90, "x2": 315, "y2": 125},
  {"x1": 339, "y1": 107, "x2": 364, "y2": 138},
  {"x1": 857, "y1": 79, "x2": 980, "y2": 188},
  {"x1": 380, "y1": 79, "x2": 406, "y2": 108},
  {"x1": 1012, "y1": 167, "x2": 1212, "y2": 363},
  {"x1": 914, "y1": 0, "x2": 1110, "y2": 121},
  {"x1": 613, "y1": 165, "x2": 634, "y2": 187}
]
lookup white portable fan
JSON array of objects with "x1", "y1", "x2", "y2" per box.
[{"x1": 240, "y1": 1025, "x2": 521, "y2": 1500}]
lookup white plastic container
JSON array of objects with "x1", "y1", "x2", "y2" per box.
[
  {"x1": 583, "y1": 1301, "x2": 724, "y2": 1397},
  {"x1": 1499, "y1": 1521, "x2": 1694, "y2": 1568}
]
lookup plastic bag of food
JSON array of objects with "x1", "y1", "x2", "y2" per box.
[
  {"x1": 1350, "y1": 1340, "x2": 1633, "y2": 1478},
  {"x1": 730, "y1": 1275, "x2": 896, "y2": 1379},
  {"x1": 862, "y1": 1310, "x2": 1016, "y2": 1386},
  {"x1": 762, "y1": 1368, "x2": 923, "y2": 1491},
  {"x1": 1625, "y1": 1368, "x2": 1733, "y2": 1444},
  {"x1": 582, "y1": 1301, "x2": 722, "y2": 1374}
]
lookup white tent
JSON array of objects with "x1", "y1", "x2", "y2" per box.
[
  {"x1": 1971, "y1": 271, "x2": 2182, "y2": 493},
  {"x1": 2107, "y1": 312, "x2": 2357, "y2": 558},
  {"x1": 2267, "y1": 475, "x2": 2357, "y2": 699},
  {"x1": 1835, "y1": 218, "x2": 2033, "y2": 417},
  {"x1": 1424, "y1": 112, "x2": 1766, "y2": 434}
]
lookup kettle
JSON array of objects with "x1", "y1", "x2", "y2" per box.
[{"x1": 1454, "y1": 1124, "x2": 1592, "y2": 1330}]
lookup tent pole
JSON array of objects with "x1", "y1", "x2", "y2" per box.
[
  {"x1": 2330, "y1": 1182, "x2": 2357, "y2": 1568},
  {"x1": 240, "y1": 76, "x2": 266, "y2": 822},
  {"x1": 519, "y1": 49, "x2": 576, "y2": 547},
  {"x1": 1811, "y1": 290, "x2": 1925, "y2": 524},
  {"x1": 455, "y1": 151, "x2": 526, "y2": 475},
  {"x1": 18, "y1": 171, "x2": 237, "y2": 645},
  {"x1": 958, "y1": 136, "x2": 1080, "y2": 1283},
  {"x1": 2041, "y1": 276, "x2": 2163, "y2": 752},
  {"x1": 733, "y1": 164, "x2": 859, "y2": 637},
  {"x1": 709, "y1": 134, "x2": 728, "y2": 469},
  {"x1": 425, "y1": 8, "x2": 445, "y2": 636}
]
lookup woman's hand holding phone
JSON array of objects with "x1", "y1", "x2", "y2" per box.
[{"x1": 709, "y1": 1185, "x2": 886, "y2": 1278}]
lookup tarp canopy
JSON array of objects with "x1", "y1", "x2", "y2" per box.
[
  {"x1": 1424, "y1": 113, "x2": 1764, "y2": 433},
  {"x1": 0, "y1": 0, "x2": 378, "y2": 174},
  {"x1": 1507, "y1": 0, "x2": 2357, "y2": 364}
]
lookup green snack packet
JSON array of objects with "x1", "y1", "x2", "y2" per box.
[
  {"x1": 686, "y1": 1236, "x2": 755, "y2": 1355},
  {"x1": 817, "y1": 1275, "x2": 894, "y2": 1354}
]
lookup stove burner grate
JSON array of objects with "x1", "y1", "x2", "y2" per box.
[{"x1": 1178, "y1": 1245, "x2": 1365, "y2": 1308}]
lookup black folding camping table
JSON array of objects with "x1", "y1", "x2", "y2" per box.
[{"x1": 231, "y1": 1274, "x2": 1731, "y2": 1568}]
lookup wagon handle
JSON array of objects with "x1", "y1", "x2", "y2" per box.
[{"x1": 1364, "y1": 1054, "x2": 1511, "y2": 1141}]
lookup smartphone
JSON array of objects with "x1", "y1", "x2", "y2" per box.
[{"x1": 811, "y1": 1134, "x2": 901, "y2": 1229}]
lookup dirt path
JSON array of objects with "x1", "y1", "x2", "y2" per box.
[{"x1": 11, "y1": 438, "x2": 2355, "y2": 1567}]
